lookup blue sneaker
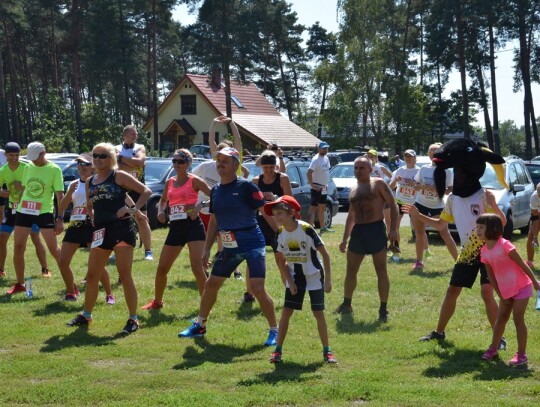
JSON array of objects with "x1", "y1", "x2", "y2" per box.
[
  {"x1": 178, "y1": 322, "x2": 206, "y2": 338},
  {"x1": 264, "y1": 329, "x2": 278, "y2": 347}
]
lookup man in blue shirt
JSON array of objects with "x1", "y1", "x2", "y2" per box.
[{"x1": 179, "y1": 147, "x2": 278, "y2": 346}]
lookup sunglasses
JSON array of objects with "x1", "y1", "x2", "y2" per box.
[
  {"x1": 92, "y1": 153, "x2": 109, "y2": 159},
  {"x1": 172, "y1": 159, "x2": 187, "y2": 165},
  {"x1": 77, "y1": 161, "x2": 92, "y2": 167}
]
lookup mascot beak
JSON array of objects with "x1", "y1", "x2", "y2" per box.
[{"x1": 491, "y1": 163, "x2": 509, "y2": 190}]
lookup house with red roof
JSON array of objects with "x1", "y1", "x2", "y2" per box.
[{"x1": 142, "y1": 72, "x2": 321, "y2": 155}]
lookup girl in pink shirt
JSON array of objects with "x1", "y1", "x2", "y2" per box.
[{"x1": 477, "y1": 214, "x2": 540, "y2": 366}]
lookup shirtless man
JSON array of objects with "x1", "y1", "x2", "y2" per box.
[{"x1": 336, "y1": 157, "x2": 398, "y2": 322}]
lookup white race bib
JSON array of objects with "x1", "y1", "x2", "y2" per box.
[
  {"x1": 20, "y1": 200, "x2": 41, "y2": 216},
  {"x1": 219, "y1": 231, "x2": 238, "y2": 249},
  {"x1": 91, "y1": 228, "x2": 105, "y2": 248},
  {"x1": 70, "y1": 206, "x2": 88, "y2": 221},
  {"x1": 11, "y1": 202, "x2": 18, "y2": 215},
  {"x1": 169, "y1": 204, "x2": 187, "y2": 221}
]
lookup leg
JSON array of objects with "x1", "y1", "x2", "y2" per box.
[
  {"x1": 480, "y1": 283, "x2": 499, "y2": 328},
  {"x1": 372, "y1": 249, "x2": 389, "y2": 303},
  {"x1": 313, "y1": 310, "x2": 329, "y2": 347},
  {"x1": 276, "y1": 307, "x2": 294, "y2": 347},
  {"x1": 134, "y1": 210, "x2": 152, "y2": 252},
  {"x1": 512, "y1": 298, "x2": 529, "y2": 354},
  {"x1": 488, "y1": 298, "x2": 513, "y2": 350},
  {"x1": 83, "y1": 248, "x2": 110, "y2": 313},
  {"x1": 114, "y1": 245, "x2": 137, "y2": 316},
  {"x1": 317, "y1": 203, "x2": 325, "y2": 228},
  {"x1": 153, "y1": 245, "x2": 183, "y2": 302},
  {"x1": 57, "y1": 242, "x2": 79, "y2": 293},
  {"x1": 187, "y1": 241, "x2": 208, "y2": 295},
  {"x1": 100, "y1": 267, "x2": 113, "y2": 296},
  {"x1": 0, "y1": 232, "x2": 10, "y2": 271},
  {"x1": 413, "y1": 217, "x2": 427, "y2": 262},
  {"x1": 30, "y1": 231, "x2": 48, "y2": 269},
  {"x1": 526, "y1": 219, "x2": 538, "y2": 262},
  {"x1": 439, "y1": 226, "x2": 459, "y2": 261},
  {"x1": 308, "y1": 205, "x2": 317, "y2": 226},
  {"x1": 39, "y1": 228, "x2": 61, "y2": 263},
  {"x1": 13, "y1": 226, "x2": 31, "y2": 284},
  {"x1": 250, "y1": 277, "x2": 278, "y2": 327},
  {"x1": 435, "y1": 285, "x2": 463, "y2": 333},
  {"x1": 198, "y1": 275, "x2": 227, "y2": 319},
  {"x1": 343, "y1": 250, "x2": 364, "y2": 300},
  {"x1": 244, "y1": 266, "x2": 254, "y2": 298}
]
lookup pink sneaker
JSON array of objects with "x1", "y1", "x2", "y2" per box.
[
  {"x1": 106, "y1": 295, "x2": 116, "y2": 305},
  {"x1": 412, "y1": 260, "x2": 424, "y2": 270},
  {"x1": 509, "y1": 352, "x2": 528, "y2": 366},
  {"x1": 482, "y1": 346, "x2": 498, "y2": 360}
]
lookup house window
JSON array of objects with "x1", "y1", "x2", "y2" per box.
[
  {"x1": 202, "y1": 132, "x2": 219, "y2": 145},
  {"x1": 181, "y1": 95, "x2": 196, "y2": 115}
]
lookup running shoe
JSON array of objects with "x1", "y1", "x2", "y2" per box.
[
  {"x1": 241, "y1": 292, "x2": 255, "y2": 303},
  {"x1": 412, "y1": 260, "x2": 424, "y2": 271},
  {"x1": 41, "y1": 268, "x2": 51, "y2": 278},
  {"x1": 141, "y1": 299, "x2": 163, "y2": 310},
  {"x1": 178, "y1": 322, "x2": 206, "y2": 338},
  {"x1": 320, "y1": 227, "x2": 335, "y2": 234},
  {"x1": 108, "y1": 254, "x2": 116, "y2": 264},
  {"x1": 264, "y1": 330, "x2": 278, "y2": 347},
  {"x1": 324, "y1": 351, "x2": 338, "y2": 364},
  {"x1": 378, "y1": 310, "x2": 388, "y2": 323},
  {"x1": 64, "y1": 293, "x2": 78, "y2": 302},
  {"x1": 499, "y1": 337, "x2": 507, "y2": 351},
  {"x1": 106, "y1": 295, "x2": 116, "y2": 305},
  {"x1": 6, "y1": 283, "x2": 26, "y2": 295},
  {"x1": 233, "y1": 270, "x2": 244, "y2": 280},
  {"x1": 67, "y1": 314, "x2": 91, "y2": 327},
  {"x1": 526, "y1": 260, "x2": 535, "y2": 269},
  {"x1": 481, "y1": 346, "x2": 498, "y2": 360},
  {"x1": 144, "y1": 250, "x2": 154, "y2": 261},
  {"x1": 121, "y1": 318, "x2": 139, "y2": 334},
  {"x1": 509, "y1": 352, "x2": 528, "y2": 366},
  {"x1": 270, "y1": 350, "x2": 282, "y2": 363},
  {"x1": 419, "y1": 331, "x2": 446, "y2": 341},
  {"x1": 0, "y1": 269, "x2": 6, "y2": 277},
  {"x1": 335, "y1": 303, "x2": 353, "y2": 314}
]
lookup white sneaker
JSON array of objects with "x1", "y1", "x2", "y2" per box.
[{"x1": 144, "y1": 250, "x2": 154, "y2": 261}]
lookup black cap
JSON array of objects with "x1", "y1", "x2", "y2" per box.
[{"x1": 4, "y1": 142, "x2": 21, "y2": 153}]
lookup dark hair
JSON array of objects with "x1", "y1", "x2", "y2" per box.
[{"x1": 476, "y1": 213, "x2": 503, "y2": 240}]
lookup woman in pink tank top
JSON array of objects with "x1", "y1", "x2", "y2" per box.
[{"x1": 141, "y1": 149, "x2": 211, "y2": 310}]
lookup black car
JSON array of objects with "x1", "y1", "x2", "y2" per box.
[
  {"x1": 524, "y1": 161, "x2": 540, "y2": 187},
  {"x1": 243, "y1": 161, "x2": 339, "y2": 228}
]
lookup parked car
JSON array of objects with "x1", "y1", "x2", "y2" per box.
[
  {"x1": 325, "y1": 152, "x2": 342, "y2": 168},
  {"x1": 524, "y1": 161, "x2": 540, "y2": 187},
  {"x1": 329, "y1": 162, "x2": 356, "y2": 208},
  {"x1": 243, "y1": 160, "x2": 339, "y2": 228}
]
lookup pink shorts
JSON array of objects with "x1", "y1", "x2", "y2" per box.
[{"x1": 512, "y1": 284, "x2": 533, "y2": 300}]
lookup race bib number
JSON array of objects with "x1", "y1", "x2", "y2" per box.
[
  {"x1": 130, "y1": 171, "x2": 138, "y2": 178},
  {"x1": 70, "y1": 206, "x2": 88, "y2": 221},
  {"x1": 219, "y1": 231, "x2": 238, "y2": 249},
  {"x1": 169, "y1": 204, "x2": 187, "y2": 221},
  {"x1": 91, "y1": 228, "x2": 105, "y2": 248},
  {"x1": 20, "y1": 200, "x2": 41, "y2": 216},
  {"x1": 422, "y1": 188, "x2": 438, "y2": 201},
  {"x1": 11, "y1": 202, "x2": 18, "y2": 215},
  {"x1": 398, "y1": 186, "x2": 416, "y2": 199}
]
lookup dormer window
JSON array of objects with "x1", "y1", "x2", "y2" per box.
[
  {"x1": 181, "y1": 95, "x2": 196, "y2": 115},
  {"x1": 231, "y1": 95, "x2": 244, "y2": 108}
]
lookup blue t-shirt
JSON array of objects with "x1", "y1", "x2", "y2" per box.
[{"x1": 210, "y1": 177, "x2": 265, "y2": 251}]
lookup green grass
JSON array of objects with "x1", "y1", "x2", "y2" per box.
[{"x1": 0, "y1": 224, "x2": 540, "y2": 406}]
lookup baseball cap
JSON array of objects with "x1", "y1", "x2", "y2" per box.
[
  {"x1": 4, "y1": 142, "x2": 21, "y2": 153},
  {"x1": 263, "y1": 195, "x2": 301, "y2": 219},
  {"x1": 75, "y1": 153, "x2": 93, "y2": 164},
  {"x1": 404, "y1": 149, "x2": 416, "y2": 157},
  {"x1": 214, "y1": 147, "x2": 240, "y2": 162},
  {"x1": 319, "y1": 142, "x2": 330, "y2": 149},
  {"x1": 367, "y1": 149, "x2": 378, "y2": 156},
  {"x1": 26, "y1": 142, "x2": 46, "y2": 161}
]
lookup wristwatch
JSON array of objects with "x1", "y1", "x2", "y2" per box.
[{"x1": 56, "y1": 215, "x2": 64, "y2": 221}]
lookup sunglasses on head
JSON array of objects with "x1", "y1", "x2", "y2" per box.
[
  {"x1": 172, "y1": 159, "x2": 187, "y2": 165},
  {"x1": 77, "y1": 161, "x2": 92, "y2": 167},
  {"x1": 92, "y1": 153, "x2": 109, "y2": 159}
]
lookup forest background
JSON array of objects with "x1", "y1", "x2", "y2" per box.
[{"x1": 1, "y1": 0, "x2": 539, "y2": 157}]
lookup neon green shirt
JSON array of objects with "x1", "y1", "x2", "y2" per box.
[
  {"x1": 0, "y1": 162, "x2": 27, "y2": 205},
  {"x1": 19, "y1": 161, "x2": 64, "y2": 214}
]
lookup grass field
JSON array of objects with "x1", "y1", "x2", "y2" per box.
[{"x1": 0, "y1": 224, "x2": 539, "y2": 406}]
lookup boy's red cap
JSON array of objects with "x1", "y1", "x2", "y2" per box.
[{"x1": 263, "y1": 195, "x2": 301, "y2": 218}]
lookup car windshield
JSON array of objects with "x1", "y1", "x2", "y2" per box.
[
  {"x1": 480, "y1": 163, "x2": 505, "y2": 189},
  {"x1": 330, "y1": 164, "x2": 355, "y2": 178},
  {"x1": 145, "y1": 161, "x2": 172, "y2": 183}
]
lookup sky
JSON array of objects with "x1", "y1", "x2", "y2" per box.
[{"x1": 173, "y1": 0, "x2": 538, "y2": 127}]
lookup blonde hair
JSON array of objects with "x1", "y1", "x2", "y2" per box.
[{"x1": 92, "y1": 142, "x2": 118, "y2": 169}]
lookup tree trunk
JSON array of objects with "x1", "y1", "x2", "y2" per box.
[
  {"x1": 475, "y1": 63, "x2": 493, "y2": 149},
  {"x1": 488, "y1": 22, "x2": 500, "y2": 154},
  {"x1": 456, "y1": 9, "x2": 469, "y2": 139},
  {"x1": 518, "y1": 7, "x2": 532, "y2": 158},
  {"x1": 118, "y1": 0, "x2": 131, "y2": 125},
  {"x1": 0, "y1": 47, "x2": 10, "y2": 143},
  {"x1": 317, "y1": 82, "x2": 327, "y2": 137},
  {"x1": 3, "y1": 20, "x2": 20, "y2": 143},
  {"x1": 71, "y1": 0, "x2": 83, "y2": 149},
  {"x1": 152, "y1": 0, "x2": 159, "y2": 152}
]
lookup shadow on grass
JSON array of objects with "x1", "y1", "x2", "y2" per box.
[
  {"x1": 334, "y1": 314, "x2": 390, "y2": 334},
  {"x1": 423, "y1": 347, "x2": 534, "y2": 381},
  {"x1": 234, "y1": 301, "x2": 263, "y2": 321},
  {"x1": 173, "y1": 280, "x2": 199, "y2": 291},
  {"x1": 173, "y1": 338, "x2": 262, "y2": 370},
  {"x1": 33, "y1": 300, "x2": 80, "y2": 316},
  {"x1": 238, "y1": 361, "x2": 324, "y2": 386},
  {"x1": 40, "y1": 329, "x2": 118, "y2": 353},
  {"x1": 409, "y1": 268, "x2": 449, "y2": 279},
  {"x1": 138, "y1": 310, "x2": 178, "y2": 328}
]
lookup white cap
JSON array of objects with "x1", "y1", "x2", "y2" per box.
[{"x1": 26, "y1": 142, "x2": 46, "y2": 161}]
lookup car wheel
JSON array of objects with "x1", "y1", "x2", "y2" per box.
[
  {"x1": 314, "y1": 204, "x2": 332, "y2": 229},
  {"x1": 502, "y1": 211, "x2": 514, "y2": 240},
  {"x1": 520, "y1": 224, "x2": 530, "y2": 235},
  {"x1": 147, "y1": 198, "x2": 160, "y2": 230}
]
